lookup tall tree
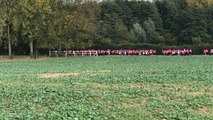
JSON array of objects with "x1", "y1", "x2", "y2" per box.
[
  {"x1": 130, "y1": 23, "x2": 147, "y2": 43},
  {"x1": 0, "y1": 0, "x2": 19, "y2": 58},
  {"x1": 0, "y1": 8, "x2": 6, "y2": 46},
  {"x1": 178, "y1": 6, "x2": 211, "y2": 44},
  {"x1": 143, "y1": 18, "x2": 157, "y2": 43},
  {"x1": 19, "y1": 0, "x2": 52, "y2": 57},
  {"x1": 65, "y1": 0, "x2": 100, "y2": 49}
]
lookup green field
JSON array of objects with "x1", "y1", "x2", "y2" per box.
[{"x1": 0, "y1": 56, "x2": 212, "y2": 120}]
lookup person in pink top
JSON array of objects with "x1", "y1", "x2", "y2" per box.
[
  {"x1": 203, "y1": 49, "x2": 209, "y2": 55},
  {"x1": 128, "y1": 50, "x2": 132, "y2": 55},
  {"x1": 210, "y1": 49, "x2": 213, "y2": 54},
  {"x1": 153, "y1": 50, "x2": 156, "y2": 55}
]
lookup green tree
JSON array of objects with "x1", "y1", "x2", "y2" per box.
[
  {"x1": 66, "y1": 1, "x2": 100, "y2": 49},
  {"x1": 130, "y1": 23, "x2": 147, "y2": 43},
  {"x1": 155, "y1": 0, "x2": 178, "y2": 31},
  {"x1": 143, "y1": 18, "x2": 156, "y2": 43},
  {"x1": 19, "y1": 0, "x2": 52, "y2": 57},
  {"x1": 0, "y1": 0, "x2": 19, "y2": 58},
  {"x1": 130, "y1": 0, "x2": 163, "y2": 32},
  {"x1": 98, "y1": 1, "x2": 129, "y2": 45},
  {"x1": 178, "y1": 7, "x2": 211, "y2": 44},
  {"x1": 0, "y1": 9, "x2": 6, "y2": 46}
]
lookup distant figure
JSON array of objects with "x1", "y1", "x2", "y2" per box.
[{"x1": 203, "y1": 49, "x2": 209, "y2": 55}]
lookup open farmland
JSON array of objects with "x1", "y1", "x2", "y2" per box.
[{"x1": 0, "y1": 56, "x2": 212, "y2": 120}]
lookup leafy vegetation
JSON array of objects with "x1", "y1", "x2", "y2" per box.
[{"x1": 0, "y1": 56, "x2": 212, "y2": 119}]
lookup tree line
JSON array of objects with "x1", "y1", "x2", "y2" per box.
[{"x1": 0, "y1": 0, "x2": 213, "y2": 57}]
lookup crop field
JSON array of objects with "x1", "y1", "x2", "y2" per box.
[{"x1": 0, "y1": 56, "x2": 212, "y2": 120}]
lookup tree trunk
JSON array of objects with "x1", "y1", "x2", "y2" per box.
[
  {"x1": 7, "y1": 25, "x2": 12, "y2": 59},
  {"x1": 58, "y1": 41, "x2": 62, "y2": 52},
  {"x1": 58, "y1": 40, "x2": 62, "y2": 57},
  {"x1": 49, "y1": 48, "x2": 51, "y2": 57},
  {"x1": 30, "y1": 40, "x2": 33, "y2": 58},
  {"x1": 34, "y1": 48, "x2": 38, "y2": 59}
]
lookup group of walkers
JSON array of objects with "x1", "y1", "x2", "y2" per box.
[
  {"x1": 98, "y1": 49, "x2": 157, "y2": 55},
  {"x1": 203, "y1": 49, "x2": 213, "y2": 55},
  {"x1": 162, "y1": 49, "x2": 193, "y2": 56},
  {"x1": 50, "y1": 48, "x2": 213, "y2": 56},
  {"x1": 50, "y1": 49, "x2": 157, "y2": 56}
]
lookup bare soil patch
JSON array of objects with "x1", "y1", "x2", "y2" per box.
[
  {"x1": 93, "y1": 83, "x2": 153, "y2": 89},
  {"x1": 40, "y1": 72, "x2": 80, "y2": 78},
  {"x1": 91, "y1": 83, "x2": 191, "y2": 90},
  {"x1": 175, "y1": 91, "x2": 212, "y2": 96},
  {"x1": 39, "y1": 70, "x2": 111, "y2": 78},
  {"x1": 121, "y1": 102, "x2": 135, "y2": 108},
  {"x1": 0, "y1": 56, "x2": 52, "y2": 62},
  {"x1": 1, "y1": 80, "x2": 65, "y2": 87},
  {"x1": 31, "y1": 82, "x2": 64, "y2": 87},
  {"x1": 190, "y1": 107, "x2": 213, "y2": 115},
  {"x1": 81, "y1": 70, "x2": 111, "y2": 76}
]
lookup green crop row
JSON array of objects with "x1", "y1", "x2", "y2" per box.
[{"x1": 0, "y1": 56, "x2": 212, "y2": 119}]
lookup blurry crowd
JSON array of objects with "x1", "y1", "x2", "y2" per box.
[
  {"x1": 50, "y1": 49, "x2": 213, "y2": 56},
  {"x1": 162, "y1": 49, "x2": 192, "y2": 55},
  {"x1": 203, "y1": 49, "x2": 213, "y2": 55},
  {"x1": 98, "y1": 49, "x2": 156, "y2": 55}
]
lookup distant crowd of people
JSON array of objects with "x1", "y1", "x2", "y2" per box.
[
  {"x1": 50, "y1": 49, "x2": 213, "y2": 56},
  {"x1": 203, "y1": 49, "x2": 213, "y2": 55},
  {"x1": 50, "y1": 49, "x2": 157, "y2": 56},
  {"x1": 98, "y1": 49, "x2": 157, "y2": 55},
  {"x1": 162, "y1": 49, "x2": 192, "y2": 55}
]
